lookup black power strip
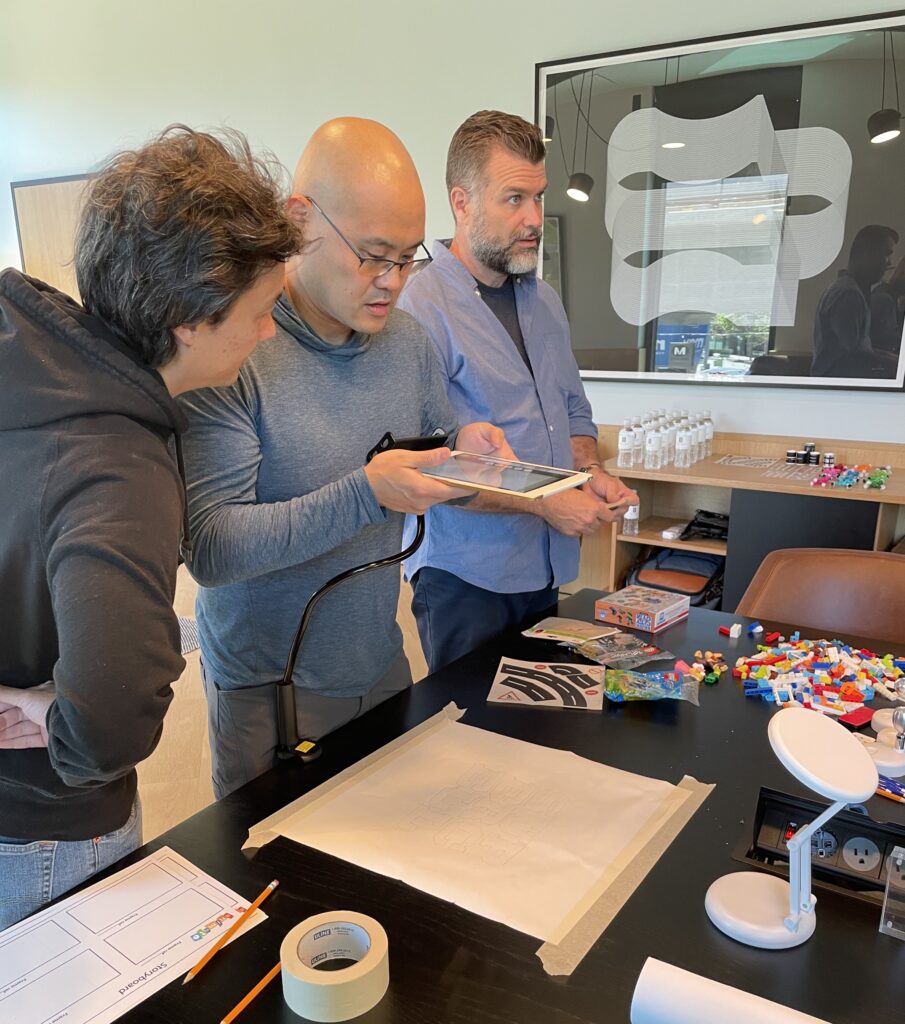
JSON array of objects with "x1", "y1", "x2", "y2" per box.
[{"x1": 735, "y1": 788, "x2": 905, "y2": 898}]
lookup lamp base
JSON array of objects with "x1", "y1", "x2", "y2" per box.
[
  {"x1": 705, "y1": 872, "x2": 816, "y2": 949},
  {"x1": 870, "y1": 729, "x2": 905, "y2": 776},
  {"x1": 872, "y1": 708, "x2": 895, "y2": 733}
]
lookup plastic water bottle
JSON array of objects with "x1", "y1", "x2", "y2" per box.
[
  {"x1": 644, "y1": 428, "x2": 663, "y2": 471},
  {"x1": 617, "y1": 419, "x2": 634, "y2": 469},
  {"x1": 675, "y1": 427, "x2": 692, "y2": 469},
  {"x1": 666, "y1": 419, "x2": 678, "y2": 465},
  {"x1": 632, "y1": 421, "x2": 645, "y2": 466},
  {"x1": 689, "y1": 419, "x2": 702, "y2": 463},
  {"x1": 702, "y1": 409, "x2": 714, "y2": 458},
  {"x1": 622, "y1": 500, "x2": 640, "y2": 536}
]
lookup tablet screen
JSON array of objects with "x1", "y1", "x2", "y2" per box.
[{"x1": 422, "y1": 453, "x2": 579, "y2": 494}]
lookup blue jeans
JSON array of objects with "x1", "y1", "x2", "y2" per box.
[
  {"x1": 410, "y1": 567, "x2": 558, "y2": 674},
  {"x1": 0, "y1": 796, "x2": 142, "y2": 931}
]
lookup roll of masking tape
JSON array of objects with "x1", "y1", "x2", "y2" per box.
[{"x1": 279, "y1": 911, "x2": 389, "y2": 1022}]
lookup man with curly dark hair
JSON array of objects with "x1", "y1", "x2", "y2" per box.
[{"x1": 0, "y1": 125, "x2": 301, "y2": 927}]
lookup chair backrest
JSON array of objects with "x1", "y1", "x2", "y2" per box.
[{"x1": 736, "y1": 548, "x2": 905, "y2": 646}]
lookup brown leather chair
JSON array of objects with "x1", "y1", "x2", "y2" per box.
[{"x1": 736, "y1": 548, "x2": 905, "y2": 646}]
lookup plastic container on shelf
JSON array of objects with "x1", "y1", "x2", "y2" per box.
[
  {"x1": 702, "y1": 410, "x2": 714, "y2": 458},
  {"x1": 644, "y1": 429, "x2": 663, "y2": 471},
  {"x1": 622, "y1": 500, "x2": 640, "y2": 536},
  {"x1": 617, "y1": 419, "x2": 634, "y2": 469},
  {"x1": 694, "y1": 419, "x2": 706, "y2": 463},
  {"x1": 675, "y1": 427, "x2": 692, "y2": 469},
  {"x1": 632, "y1": 421, "x2": 645, "y2": 466}
]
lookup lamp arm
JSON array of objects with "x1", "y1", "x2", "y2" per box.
[{"x1": 784, "y1": 799, "x2": 847, "y2": 930}]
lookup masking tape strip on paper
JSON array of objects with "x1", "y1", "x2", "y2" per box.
[
  {"x1": 537, "y1": 776, "x2": 714, "y2": 976},
  {"x1": 244, "y1": 702, "x2": 465, "y2": 851},
  {"x1": 280, "y1": 911, "x2": 389, "y2": 1023},
  {"x1": 630, "y1": 957, "x2": 833, "y2": 1024}
]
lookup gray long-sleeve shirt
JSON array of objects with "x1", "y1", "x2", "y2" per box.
[{"x1": 179, "y1": 296, "x2": 457, "y2": 697}]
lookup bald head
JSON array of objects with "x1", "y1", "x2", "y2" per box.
[
  {"x1": 293, "y1": 117, "x2": 423, "y2": 216},
  {"x1": 285, "y1": 118, "x2": 428, "y2": 342}
]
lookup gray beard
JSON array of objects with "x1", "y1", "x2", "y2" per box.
[{"x1": 470, "y1": 230, "x2": 541, "y2": 278}]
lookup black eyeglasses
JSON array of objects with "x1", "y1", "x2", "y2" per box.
[{"x1": 306, "y1": 196, "x2": 432, "y2": 279}]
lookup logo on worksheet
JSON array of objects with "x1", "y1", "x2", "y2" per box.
[{"x1": 190, "y1": 910, "x2": 235, "y2": 941}]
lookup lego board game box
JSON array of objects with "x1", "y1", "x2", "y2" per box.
[{"x1": 594, "y1": 586, "x2": 690, "y2": 634}]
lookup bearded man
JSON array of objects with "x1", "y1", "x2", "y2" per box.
[{"x1": 398, "y1": 109, "x2": 636, "y2": 673}]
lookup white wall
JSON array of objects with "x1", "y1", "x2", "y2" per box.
[{"x1": 2, "y1": 0, "x2": 903, "y2": 441}]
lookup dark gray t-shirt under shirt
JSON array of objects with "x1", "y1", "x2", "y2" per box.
[{"x1": 477, "y1": 276, "x2": 531, "y2": 371}]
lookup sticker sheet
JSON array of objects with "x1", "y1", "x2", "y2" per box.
[{"x1": 488, "y1": 657, "x2": 604, "y2": 711}]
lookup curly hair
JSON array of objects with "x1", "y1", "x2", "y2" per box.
[
  {"x1": 75, "y1": 125, "x2": 302, "y2": 367},
  {"x1": 446, "y1": 110, "x2": 545, "y2": 195}
]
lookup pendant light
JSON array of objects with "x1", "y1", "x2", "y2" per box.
[
  {"x1": 567, "y1": 71, "x2": 595, "y2": 202},
  {"x1": 868, "y1": 30, "x2": 901, "y2": 144},
  {"x1": 566, "y1": 172, "x2": 594, "y2": 202}
]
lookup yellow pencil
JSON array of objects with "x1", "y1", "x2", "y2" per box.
[
  {"x1": 876, "y1": 786, "x2": 905, "y2": 803},
  {"x1": 181, "y1": 879, "x2": 278, "y2": 984},
  {"x1": 221, "y1": 962, "x2": 281, "y2": 1024}
]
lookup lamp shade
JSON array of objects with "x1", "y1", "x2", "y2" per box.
[
  {"x1": 566, "y1": 171, "x2": 594, "y2": 202},
  {"x1": 868, "y1": 107, "x2": 902, "y2": 143},
  {"x1": 543, "y1": 116, "x2": 555, "y2": 142}
]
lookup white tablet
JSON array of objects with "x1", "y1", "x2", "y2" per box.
[{"x1": 419, "y1": 451, "x2": 591, "y2": 500}]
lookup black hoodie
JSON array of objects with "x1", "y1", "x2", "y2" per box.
[{"x1": 0, "y1": 269, "x2": 188, "y2": 839}]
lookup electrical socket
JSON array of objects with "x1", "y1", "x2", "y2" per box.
[
  {"x1": 882, "y1": 845, "x2": 905, "y2": 886},
  {"x1": 842, "y1": 837, "x2": 882, "y2": 873}
]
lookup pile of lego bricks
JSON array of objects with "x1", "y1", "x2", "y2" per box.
[
  {"x1": 811, "y1": 463, "x2": 893, "y2": 490},
  {"x1": 734, "y1": 637, "x2": 905, "y2": 715}
]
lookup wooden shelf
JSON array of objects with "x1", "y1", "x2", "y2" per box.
[
  {"x1": 617, "y1": 516, "x2": 727, "y2": 556},
  {"x1": 571, "y1": 429, "x2": 905, "y2": 595},
  {"x1": 605, "y1": 456, "x2": 905, "y2": 505}
]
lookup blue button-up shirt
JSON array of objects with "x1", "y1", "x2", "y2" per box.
[{"x1": 397, "y1": 240, "x2": 597, "y2": 593}]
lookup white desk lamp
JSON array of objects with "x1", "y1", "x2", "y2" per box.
[{"x1": 705, "y1": 707, "x2": 878, "y2": 949}]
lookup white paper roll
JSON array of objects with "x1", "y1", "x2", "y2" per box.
[
  {"x1": 630, "y1": 958, "x2": 832, "y2": 1024},
  {"x1": 280, "y1": 911, "x2": 389, "y2": 1023}
]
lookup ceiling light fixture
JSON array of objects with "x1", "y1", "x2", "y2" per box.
[
  {"x1": 567, "y1": 72, "x2": 595, "y2": 202},
  {"x1": 660, "y1": 57, "x2": 685, "y2": 150},
  {"x1": 868, "y1": 30, "x2": 902, "y2": 143},
  {"x1": 566, "y1": 172, "x2": 594, "y2": 202}
]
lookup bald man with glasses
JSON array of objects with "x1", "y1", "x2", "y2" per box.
[{"x1": 179, "y1": 118, "x2": 512, "y2": 798}]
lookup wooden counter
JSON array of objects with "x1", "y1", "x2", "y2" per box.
[{"x1": 571, "y1": 430, "x2": 905, "y2": 602}]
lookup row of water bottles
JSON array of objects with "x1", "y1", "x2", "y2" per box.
[{"x1": 616, "y1": 409, "x2": 715, "y2": 472}]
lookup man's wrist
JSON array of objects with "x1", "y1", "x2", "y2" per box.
[{"x1": 577, "y1": 462, "x2": 602, "y2": 474}]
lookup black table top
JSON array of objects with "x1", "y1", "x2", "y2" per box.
[{"x1": 119, "y1": 594, "x2": 905, "y2": 1023}]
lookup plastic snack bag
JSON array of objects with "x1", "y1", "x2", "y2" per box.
[{"x1": 604, "y1": 669, "x2": 700, "y2": 706}]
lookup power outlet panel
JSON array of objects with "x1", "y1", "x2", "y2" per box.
[{"x1": 741, "y1": 788, "x2": 905, "y2": 895}]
